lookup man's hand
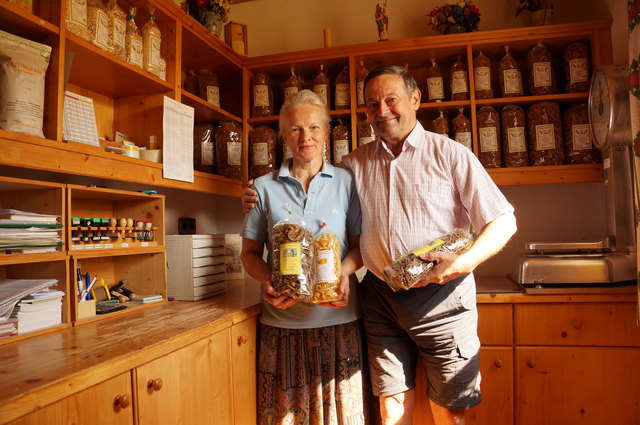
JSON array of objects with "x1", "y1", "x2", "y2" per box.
[
  {"x1": 262, "y1": 280, "x2": 298, "y2": 309},
  {"x1": 318, "y1": 273, "x2": 350, "y2": 308},
  {"x1": 242, "y1": 179, "x2": 258, "y2": 213},
  {"x1": 412, "y1": 251, "x2": 472, "y2": 287}
]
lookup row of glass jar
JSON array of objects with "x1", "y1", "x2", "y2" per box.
[
  {"x1": 65, "y1": 0, "x2": 166, "y2": 80},
  {"x1": 427, "y1": 102, "x2": 599, "y2": 168}
]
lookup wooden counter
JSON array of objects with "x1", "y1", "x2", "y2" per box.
[{"x1": 0, "y1": 277, "x2": 637, "y2": 425}]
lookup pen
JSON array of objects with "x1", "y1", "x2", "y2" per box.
[{"x1": 76, "y1": 267, "x2": 83, "y2": 297}]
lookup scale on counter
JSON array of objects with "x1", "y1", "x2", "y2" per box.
[{"x1": 513, "y1": 64, "x2": 637, "y2": 286}]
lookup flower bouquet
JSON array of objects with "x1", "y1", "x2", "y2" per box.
[
  {"x1": 188, "y1": 0, "x2": 231, "y2": 34},
  {"x1": 428, "y1": 0, "x2": 480, "y2": 34}
]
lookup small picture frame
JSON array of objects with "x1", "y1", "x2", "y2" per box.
[{"x1": 224, "y1": 21, "x2": 248, "y2": 56}]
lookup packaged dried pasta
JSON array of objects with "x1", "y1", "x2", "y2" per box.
[
  {"x1": 311, "y1": 222, "x2": 342, "y2": 303},
  {"x1": 271, "y1": 209, "x2": 315, "y2": 301},
  {"x1": 382, "y1": 229, "x2": 474, "y2": 292}
]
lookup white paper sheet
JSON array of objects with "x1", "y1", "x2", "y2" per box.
[{"x1": 162, "y1": 96, "x2": 194, "y2": 183}]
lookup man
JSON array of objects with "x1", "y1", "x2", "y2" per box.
[{"x1": 243, "y1": 65, "x2": 517, "y2": 425}]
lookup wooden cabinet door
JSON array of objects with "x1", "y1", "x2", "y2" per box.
[
  {"x1": 231, "y1": 317, "x2": 258, "y2": 425},
  {"x1": 135, "y1": 328, "x2": 233, "y2": 425},
  {"x1": 9, "y1": 372, "x2": 133, "y2": 425},
  {"x1": 516, "y1": 346, "x2": 640, "y2": 425},
  {"x1": 412, "y1": 347, "x2": 513, "y2": 425}
]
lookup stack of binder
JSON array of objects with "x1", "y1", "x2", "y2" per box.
[{"x1": 166, "y1": 235, "x2": 227, "y2": 301}]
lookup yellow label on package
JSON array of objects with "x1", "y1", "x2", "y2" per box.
[
  {"x1": 279, "y1": 242, "x2": 302, "y2": 275},
  {"x1": 411, "y1": 238, "x2": 445, "y2": 257}
]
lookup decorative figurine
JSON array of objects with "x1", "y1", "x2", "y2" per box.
[{"x1": 376, "y1": 1, "x2": 389, "y2": 41}]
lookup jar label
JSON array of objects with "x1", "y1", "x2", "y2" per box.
[
  {"x1": 572, "y1": 124, "x2": 592, "y2": 149},
  {"x1": 207, "y1": 86, "x2": 220, "y2": 107},
  {"x1": 455, "y1": 132, "x2": 472, "y2": 150},
  {"x1": 284, "y1": 86, "x2": 298, "y2": 102},
  {"x1": 313, "y1": 84, "x2": 328, "y2": 105},
  {"x1": 129, "y1": 38, "x2": 143, "y2": 67},
  {"x1": 359, "y1": 136, "x2": 376, "y2": 145},
  {"x1": 201, "y1": 142, "x2": 214, "y2": 165},
  {"x1": 474, "y1": 66, "x2": 491, "y2": 90},
  {"x1": 93, "y1": 10, "x2": 110, "y2": 50},
  {"x1": 333, "y1": 140, "x2": 349, "y2": 164},
  {"x1": 479, "y1": 127, "x2": 498, "y2": 152},
  {"x1": 503, "y1": 69, "x2": 522, "y2": 94},
  {"x1": 70, "y1": 0, "x2": 88, "y2": 26},
  {"x1": 227, "y1": 141, "x2": 241, "y2": 165},
  {"x1": 451, "y1": 70, "x2": 468, "y2": 94},
  {"x1": 427, "y1": 77, "x2": 444, "y2": 100},
  {"x1": 150, "y1": 36, "x2": 161, "y2": 68},
  {"x1": 335, "y1": 83, "x2": 350, "y2": 107},
  {"x1": 252, "y1": 142, "x2": 269, "y2": 165},
  {"x1": 533, "y1": 62, "x2": 551, "y2": 87},
  {"x1": 357, "y1": 81, "x2": 365, "y2": 106},
  {"x1": 316, "y1": 249, "x2": 337, "y2": 282},
  {"x1": 280, "y1": 242, "x2": 302, "y2": 275},
  {"x1": 254, "y1": 84, "x2": 269, "y2": 107},
  {"x1": 569, "y1": 58, "x2": 588, "y2": 84},
  {"x1": 535, "y1": 124, "x2": 556, "y2": 150},
  {"x1": 507, "y1": 127, "x2": 526, "y2": 152},
  {"x1": 113, "y1": 17, "x2": 126, "y2": 48}
]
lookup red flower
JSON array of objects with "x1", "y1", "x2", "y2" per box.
[
  {"x1": 469, "y1": 4, "x2": 480, "y2": 14},
  {"x1": 196, "y1": 0, "x2": 209, "y2": 9}
]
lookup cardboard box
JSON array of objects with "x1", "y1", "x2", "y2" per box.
[
  {"x1": 77, "y1": 299, "x2": 96, "y2": 320},
  {"x1": 224, "y1": 21, "x2": 248, "y2": 55}
]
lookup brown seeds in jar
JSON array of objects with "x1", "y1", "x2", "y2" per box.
[
  {"x1": 500, "y1": 104, "x2": 529, "y2": 167},
  {"x1": 313, "y1": 64, "x2": 331, "y2": 107},
  {"x1": 450, "y1": 55, "x2": 469, "y2": 101},
  {"x1": 198, "y1": 69, "x2": 220, "y2": 107},
  {"x1": 564, "y1": 41, "x2": 590, "y2": 93},
  {"x1": 499, "y1": 46, "x2": 523, "y2": 97},
  {"x1": 473, "y1": 51, "x2": 494, "y2": 99},
  {"x1": 432, "y1": 110, "x2": 449, "y2": 137},
  {"x1": 356, "y1": 60, "x2": 369, "y2": 107},
  {"x1": 527, "y1": 42, "x2": 556, "y2": 95},
  {"x1": 193, "y1": 123, "x2": 215, "y2": 174},
  {"x1": 87, "y1": 0, "x2": 112, "y2": 53},
  {"x1": 331, "y1": 120, "x2": 350, "y2": 165},
  {"x1": 283, "y1": 67, "x2": 304, "y2": 103},
  {"x1": 252, "y1": 72, "x2": 274, "y2": 117},
  {"x1": 334, "y1": 66, "x2": 350, "y2": 109},
  {"x1": 452, "y1": 108, "x2": 472, "y2": 151},
  {"x1": 249, "y1": 125, "x2": 277, "y2": 180},
  {"x1": 106, "y1": 0, "x2": 127, "y2": 61},
  {"x1": 527, "y1": 101, "x2": 564, "y2": 166},
  {"x1": 272, "y1": 223, "x2": 315, "y2": 301},
  {"x1": 66, "y1": 0, "x2": 91, "y2": 41},
  {"x1": 426, "y1": 58, "x2": 444, "y2": 102},
  {"x1": 563, "y1": 103, "x2": 601, "y2": 164},
  {"x1": 215, "y1": 121, "x2": 243, "y2": 180},
  {"x1": 476, "y1": 106, "x2": 502, "y2": 168},
  {"x1": 357, "y1": 119, "x2": 376, "y2": 146}
]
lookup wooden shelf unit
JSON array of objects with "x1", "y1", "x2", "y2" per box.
[{"x1": 245, "y1": 19, "x2": 612, "y2": 186}]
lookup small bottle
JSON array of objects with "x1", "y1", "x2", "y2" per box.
[
  {"x1": 426, "y1": 58, "x2": 444, "y2": 102},
  {"x1": 432, "y1": 110, "x2": 449, "y2": 137},
  {"x1": 473, "y1": 51, "x2": 493, "y2": 99},
  {"x1": 142, "y1": 5, "x2": 162, "y2": 77},
  {"x1": 331, "y1": 119, "x2": 350, "y2": 166},
  {"x1": 106, "y1": 0, "x2": 126, "y2": 60},
  {"x1": 452, "y1": 108, "x2": 472, "y2": 151},
  {"x1": 499, "y1": 46, "x2": 523, "y2": 97},
  {"x1": 356, "y1": 60, "x2": 369, "y2": 108},
  {"x1": 313, "y1": 64, "x2": 330, "y2": 107},
  {"x1": 125, "y1": 7, "x2": 143, "y2": 69},
  {"x1": 87, "y1": 0, "x2": 111, "y2": 52}
]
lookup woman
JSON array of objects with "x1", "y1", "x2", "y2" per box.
[{"x1": 241, "y1": 90, "x2": 368, "y2": 425}]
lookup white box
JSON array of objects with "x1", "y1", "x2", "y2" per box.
[{"x1": 167, "y1": 235, "x2": 227, "y2": 301}]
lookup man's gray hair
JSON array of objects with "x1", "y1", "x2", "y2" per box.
[{"x1": 363, "y1": 65, "x2": 419, "y2": 96}]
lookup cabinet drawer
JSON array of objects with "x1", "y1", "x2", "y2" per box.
[
  {"x1": 477, "y1": 304, "x2": 513, "y2": 345},
  {"x1": 515, "y1": 303, "x2": 640, "y2": 346}
]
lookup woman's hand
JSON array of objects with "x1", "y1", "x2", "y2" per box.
[
  {"x1": 242, "y1": 179, "x2": 258, "y2": 213},
  {"x1": 318, "y1": 274, "x2": 350, "y2": 308},
  {"x1": 262, "y1": 280, "x2": 298, "y2": 309}
]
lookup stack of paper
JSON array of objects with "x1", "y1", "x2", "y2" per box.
[
  {"x1": 129, "y1": 294, "x2": 163, "y2": 304},
  {"x1": 0, "y1": 278, "x2": 59, "y2": 320},
  {"x1": 12, "y1": 289, "x2": 64, "y2": 334},
  {"x1": 0, "y1": 209, "x2": 62, "y2": 253},
  {"x1": 0, "y1": 318, "x2": 17, "y2": 339}
]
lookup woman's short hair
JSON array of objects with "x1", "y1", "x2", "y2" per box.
[
  {"x1": 363, "y1": 65, "x2": 419, "y2": 97},
  {"x1": 278, "y1": 89, "x2": 331, "y2": 137}
]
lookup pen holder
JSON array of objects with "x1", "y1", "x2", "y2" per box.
[{"x1": 77, "y1": 299, "x2": 96, "y2": 319}]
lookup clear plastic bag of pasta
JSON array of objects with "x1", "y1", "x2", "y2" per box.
[
  {"x1": 311, "y1": 222, "x2": 342, "y2": 304},
  {"x1": 271, "y1": 207, "x2": 315, "y2": 301},
  {"x1": 382, "y1": 229, "x2": 474, "y2": 292}
]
